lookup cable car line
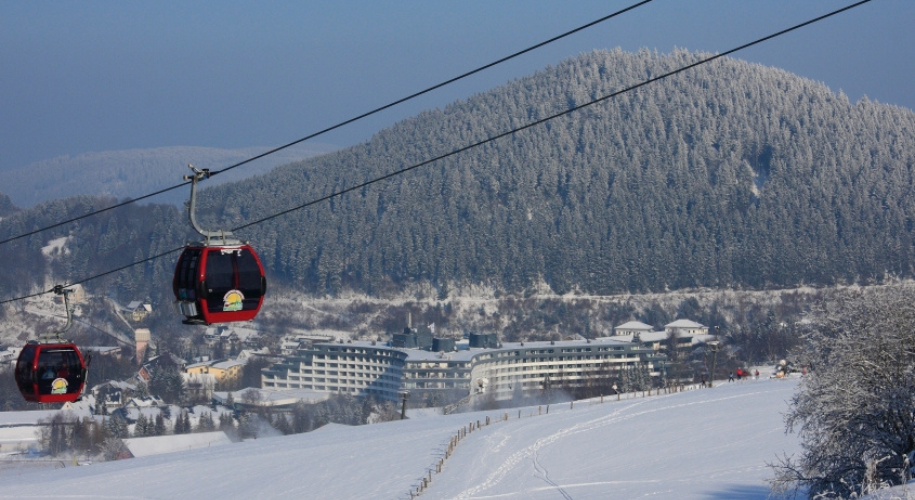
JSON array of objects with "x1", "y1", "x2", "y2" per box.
[
  {"x1": 0, "y1": 0, "x2": 875, "y2": 307},
  {"x1": 0, "y1": 0, "x2": 655, "y2": 248}
]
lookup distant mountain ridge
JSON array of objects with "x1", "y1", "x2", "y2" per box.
[
  {"x1": 0, "y1": 143, "x2": 336, "y2": 208},
  {"x1": 1, "y1": 49, "x2": 914, "y2": 303}
]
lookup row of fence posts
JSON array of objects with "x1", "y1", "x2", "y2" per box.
[
  {"x1": 409, "y1": 414, "x2": 502, "y2": 498},
  {"x1": 408, "y1": 382, "x2": 701, "y2": 497}
]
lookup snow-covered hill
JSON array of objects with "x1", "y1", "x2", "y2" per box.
[{"x1": 0, "y1": 379, "x2": 801, "y2": 499}]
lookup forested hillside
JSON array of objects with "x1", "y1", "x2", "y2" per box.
[
  {"x1": 200, "y1": 49, "x2": 915, "y2": 296},
  {"x1": 0, "y1": 196, "x2": 184, "y2": 304},
  {"x1": 0, "y1": 192, "x2": 17, "y2": 218},
  {"x1": 2, "y1": 49, "x2": 914, "y2": 303}
]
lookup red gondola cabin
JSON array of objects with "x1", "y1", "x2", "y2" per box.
[
  {"x1": 173, "y1": 244, "x2": 267, "y2": 325},
  {"x1": 15, "y1": 342, "x2": 88, "y2": 404}
]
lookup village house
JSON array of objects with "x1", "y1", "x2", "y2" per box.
[{"x1": 124, "y1": 301, "x2": 152, "y2": 322}]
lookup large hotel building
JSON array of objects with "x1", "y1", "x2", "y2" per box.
[{"x1": 262, "y1": 320, "x2": 707, "y2": 402}]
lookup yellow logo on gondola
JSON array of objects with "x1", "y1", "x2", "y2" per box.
[
  {"x1": 223, "y1": 289, "x2": 245, "y2": 312},
  {"x1": 51, "y1": 378, "x2": 68, "y2": 395}
]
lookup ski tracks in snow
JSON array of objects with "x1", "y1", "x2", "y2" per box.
[
  {"x1": 443, "y1": 389, "x2": 775, "y2": 500},
  {"x1": 445, "y1": 400, "x2": 649, "y2": 500}
]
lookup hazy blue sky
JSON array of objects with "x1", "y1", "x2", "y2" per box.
[{"x1": 1, "y1": 0, "x2": 912, "y2": 176}]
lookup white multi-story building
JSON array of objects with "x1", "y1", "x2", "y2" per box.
[
  {"x1": 262, "y1": 336, "x2": 665, "y2": 402},
  {"x1": 263, "y1": 342, "x2": 409, "y2": 400}
]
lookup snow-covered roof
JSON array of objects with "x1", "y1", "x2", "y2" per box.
[
  {"x1": 212, "y1": 359, "x2": 246, "y2": 370},
  {"x1": 615, "y1": 321, "x2": 654, "y2": 331},
  {"x1": 237, "y1": 348, "x2": 271, "y2": 360},
  {"x1": 61, "y1": 394, "x2": 96, "y2": 413},
  {"x1": 91, "y1": 379, "x2": 138, "y2": 392},
  {"x1": 125, "y1": 396, "x2": 164, "y2": 408},
  {"x1": 123, "y1": 431, "x2": 232, "y2": 458},
  {"x1": 665, "y1": 319, "x2": 706, "y2": 329},
  {"x1": 215, "y1": 388, "x2": 333, "y2": 406},
  {"x1": 83, "y1": 346, "x2": 121, "y2": 354}
]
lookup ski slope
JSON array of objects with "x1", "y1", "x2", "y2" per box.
[{"x1": 0, "y1": 379, "x2": 800, "y2": 499}]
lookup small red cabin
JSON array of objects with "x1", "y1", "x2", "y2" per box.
[
  {"x1": 15, "y1": 342, "x2": 88, "y2": 404},
  {"x1": 173, "y1": 244, "x2": 267, "y2": 325}
]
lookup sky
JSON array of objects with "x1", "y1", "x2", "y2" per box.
[
  {"x1": 1, "y1": 0, "x2": 913, "y2": 176},
  {"x1": 0, "y1": 378, "x2": 802, "y2": 499}
]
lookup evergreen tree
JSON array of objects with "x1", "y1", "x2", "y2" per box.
[
  {"x1": 153, "y1": 413, "x2": 167, "y2": 436},
  {"x1": 133, "y1": 413, "x2": 149, "y2": 437},
  {"x1": 196, "y1": 412, "x2": 216, "y2": 433},
  {"x1": 106, "y1": 414, "x2": 129, "y2": 439}
]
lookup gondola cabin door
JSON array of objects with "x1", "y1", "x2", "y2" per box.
[
  {"x1": 15, "y1": 343, "x2": 88, "y2": 404},
  {"x1": 173, "y1": 244, "x2": 266, "y2": 325}
]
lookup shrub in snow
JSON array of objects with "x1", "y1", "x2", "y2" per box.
[{"x1": 771, "y1": 287, "x2": 915, "y2": 499}]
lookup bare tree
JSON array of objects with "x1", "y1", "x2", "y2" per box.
[{"x1": 770, "y1": 287, "x2": 915, "y2": 499}]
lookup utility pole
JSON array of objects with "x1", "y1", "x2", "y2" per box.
[
  {"x1": 399, "y1": 390, "x2": 410, "y2": 420},
  {"x1": 707, "y1": 340, "x2": 720, "y2": 388}
]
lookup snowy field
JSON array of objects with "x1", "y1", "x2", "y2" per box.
[{"x1": 0, "y1": 379, "x2": 801, "y2": 499}]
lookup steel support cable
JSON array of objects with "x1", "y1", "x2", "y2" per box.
[
  {"x1": 0, "y1": 0, "x2": 654, "y2": 248},
  {"x1": 0, "y1": 0, "x2": 875, "y2": 305}
]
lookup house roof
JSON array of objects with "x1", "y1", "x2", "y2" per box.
[
  {"x1": 125, "y1": 396, "x2": 164, "y2": 408},
  {"x1": 61, "y1": 394, "x2": 96, "y2": 413},
  {"x1": 614, "y1": 321, "x2": 655, "y2": 332},
  {"x1": 83, "y1": 346, "x2": 121, "y2": 354},
  {"x1": 91, "y1": 380, "x2": 138, "y2": 392},
  {"x1": 211, "y1": 359, "x2": 246, "y2": 370},
  {"x1": 666, "y1": 319, "x2": 706, "y2": 329},
  {"x1": 145, "y1": 352, "x2": 186, "y2": 368},
  {"x1": 215, "y1": 388, "x2": 333, "y2": 407}
]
